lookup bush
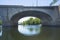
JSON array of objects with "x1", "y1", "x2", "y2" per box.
[
  {"x1": 21, "y1": 17, "x2": 41, "y2": 25},
  {"x1": 0, "y1": 20, "x2": 2, "y2": 25}
]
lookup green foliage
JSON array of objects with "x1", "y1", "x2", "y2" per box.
[
  {"x1": 21, "y1": 17, "x2": 41, "y2": 25},
  {"x1": 50, "y1": 0, "x2": 58, "y2": 6},
  {"x1": 0, "y1": 20, "x2": 2, "y2": 25},
  {"x1": 34, "y1": 18, "x2": 41, "y2": 24}
]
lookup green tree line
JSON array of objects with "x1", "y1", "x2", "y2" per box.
[{"x1": 21, "y1": 17, "x2": 41, "y2": 25}]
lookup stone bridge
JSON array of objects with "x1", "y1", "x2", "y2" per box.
[{"x1": 0, "y1": 5, "x2": 59, "y2": 27}]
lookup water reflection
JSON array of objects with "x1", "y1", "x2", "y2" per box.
[
  {"x1": 0, "y1": 25, "x2": 2, "y2": 36},
  {"x1": 10, "y1": 26, "x2": 55, "y2": 40},
  {"x1": 18, "y1": 25, "x2": 42, "y2": 36}
]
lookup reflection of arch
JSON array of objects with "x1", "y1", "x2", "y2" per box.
[{"x1": 10, "y1": 11, "x2": 52, "y2": 26}]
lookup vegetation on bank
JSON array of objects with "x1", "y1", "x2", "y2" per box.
[
  {"x1": 20, "y1": 17, "x2": 41, "y2": 25},
  {"x1": 0, "y1": 20, "x2": 2, "y2": 25}
]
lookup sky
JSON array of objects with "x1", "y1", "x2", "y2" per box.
[{"x1": 0, "y1": 0, "x2": 60, "y2": 6}]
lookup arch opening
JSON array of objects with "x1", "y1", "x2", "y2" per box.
[{"x1": 18, "y1": 16, "x2": 42, "y2": 36}]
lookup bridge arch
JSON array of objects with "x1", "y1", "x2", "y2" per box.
[{"x1": 10, "y1": 10, "x2": 53, "y2": 26}]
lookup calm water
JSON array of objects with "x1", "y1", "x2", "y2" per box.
[{"x1": 0, "y1": 26, "x2": 60, "y2": 40}]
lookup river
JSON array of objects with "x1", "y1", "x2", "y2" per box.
[{"x1": 0, "y1": 26, "x2": 60, "y2": 40}]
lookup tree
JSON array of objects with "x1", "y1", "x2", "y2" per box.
[
  {"x1": 0, "y1": 20, "x2": 2, "y2": 25},
  {"x1": 34, "y1": 18, "x2": 41, "y2": 24},
  {"x1": 21, "y1": 17, "x2": 41, "y2": 25},
  {"x1": 50, "y1": 0, "x2": 59, "y2": 6}
]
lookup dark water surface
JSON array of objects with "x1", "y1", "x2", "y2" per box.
[{"x1": 0, "y1": 26, "x2": 60, "y2": 40}]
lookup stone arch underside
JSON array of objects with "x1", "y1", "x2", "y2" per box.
[{"x1": 10, "y1": 10, "x2": 52, "y2": 26}]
